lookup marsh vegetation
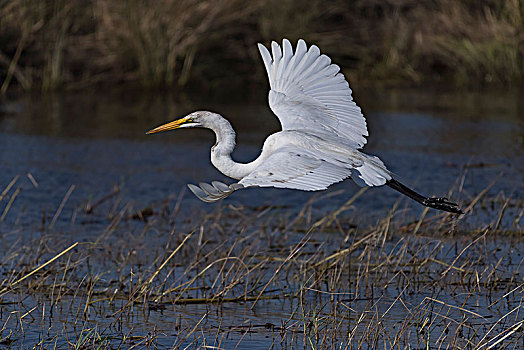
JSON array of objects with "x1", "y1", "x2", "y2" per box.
[
  {"x1": 0, "y1": 175, "x2": 523, "y2": 348},
  {"x1": 1, "y1": 0, "x2": 524, "y2": 94}
]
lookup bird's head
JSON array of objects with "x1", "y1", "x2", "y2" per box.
[{"x1": 146, "y1": 111, "x2": 221, "y2": 134}]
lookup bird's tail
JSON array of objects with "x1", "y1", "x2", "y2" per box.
[{"x1": 353, "y1": 154, "x2": 392, "y2": 187}]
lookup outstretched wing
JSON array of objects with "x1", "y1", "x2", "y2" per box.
[
  {"x1": 239, "y1": 147, "x2": 352, "y2": 191},
  {"x1": 258, "y1": 39, "x2": 368, "y2": 148},
  {"x1": 188, "y1": 146, "x2": 353, "y2": 202}
]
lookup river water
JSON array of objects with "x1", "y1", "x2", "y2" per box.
[
  {"x1": 0, "y1": 88, "x2": 523, "y2": 348},
  {"x1": 1, "y1": 88, "x2": 522, "y2": 231}
]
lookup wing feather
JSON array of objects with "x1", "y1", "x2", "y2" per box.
[
  {"x1": 271, "y1": 42, "x2": 282, "y2": 82},
  {"x1": 258, "y1": 43, "x2": 272, "y2": 78},
  {"x1": 239, "y1": 147, "x2": 352, "y2": 191},
  {"x1": 258, "y1": 39, "x2": 368, "y2": 148}
]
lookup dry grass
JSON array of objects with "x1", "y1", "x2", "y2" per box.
[
  {"x1": 0, "y1": 0, "x2": 523, "y2": 95},
  {"x1": 0, "y1": 173, "x2": 522, "y2": 348}
]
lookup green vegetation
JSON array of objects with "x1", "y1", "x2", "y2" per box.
[{"x1": 1, "y1": 0, "x2": 524, "y2": 94}]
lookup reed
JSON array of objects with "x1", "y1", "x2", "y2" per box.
[
  {"x1": 0, "y1": 171, "x2": 522, "y2": 348},
  {"x1": 1, "y1": 0, "x2": 523, "y2": 94}
]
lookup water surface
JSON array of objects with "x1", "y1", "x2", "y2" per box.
[
  {"x1": 1, "y1": 88, "x2": 522, "y2": 229},
  {"x1": 0, "y1": 88, "x2": 523, "y2": 348}
]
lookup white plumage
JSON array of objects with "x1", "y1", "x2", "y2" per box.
[
  {"x1": 147, "y1": 39, "x2": 462, "y2": 214},
  {"x1": 239, "y1": 146, "x2": 353, "y2": 191},
  {"x1": 259, "y1": 39, "x2": 368, "y2": 148}
]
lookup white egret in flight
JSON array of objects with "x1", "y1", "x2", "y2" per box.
[{"x1": 147, "y1": 39, "x2": 462, "y2": 214}]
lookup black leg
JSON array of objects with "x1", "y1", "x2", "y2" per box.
[{"x1": 386, "y1": 179, "x2": 463, "y2": 214}]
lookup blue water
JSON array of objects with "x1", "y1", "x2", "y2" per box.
[
  {"x1": 0, "y1": 89, "x2": 522, "y2": 234},
  {"x1": 0, "y1": 89, "x2": 523, "y2": 348}
]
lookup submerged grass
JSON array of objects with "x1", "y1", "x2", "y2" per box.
[
  {"x1": 1, "y1": 0, "x2": 524, "y2": 95},
  {"x1": 0, "y1": 173, "x2": 522, "y2": 348}
]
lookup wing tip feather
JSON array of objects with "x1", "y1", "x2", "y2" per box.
[{"x1": 258, "y1": 38, "x2": 369, "y2": 146}]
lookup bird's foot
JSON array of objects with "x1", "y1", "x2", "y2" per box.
[
  {"x1": 422, "y1": 197, "x2": 463, "y2": 214},
  {"x1": 187, "y1": 181, "x2": 243, "y2": 203}
]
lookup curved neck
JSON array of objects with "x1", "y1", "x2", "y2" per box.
[{"x1": 209, "y1": 117, "x2": 262, "y2": 180}]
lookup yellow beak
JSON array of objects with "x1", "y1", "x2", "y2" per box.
[{"x1": 146, "y1": 117, "x2": 192, "y2": 134}]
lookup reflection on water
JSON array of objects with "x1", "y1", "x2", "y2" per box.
[
  {"x1": 0, "y1": 88, "x2": 522, "y2": 228},
  {"x1": 2, "y1": 88, "x2": 523, "y2": 149}
]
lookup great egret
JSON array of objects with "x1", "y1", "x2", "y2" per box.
[{"x1": 147, "y1": 39, "x2": 462, "y2": 214}]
